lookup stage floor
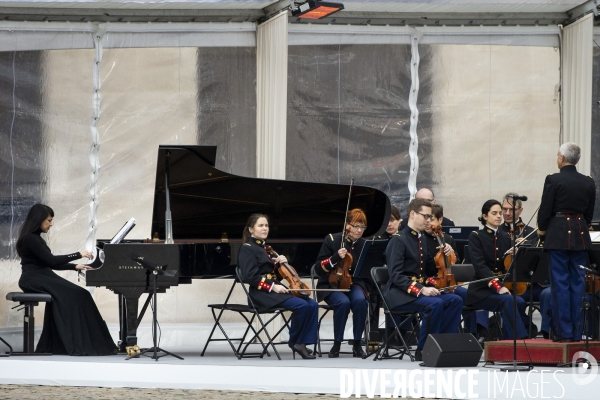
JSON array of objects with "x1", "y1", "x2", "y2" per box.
[
  {"x1": 1, "y1": 323, "x2": 599, "y2": 399},
  {"x1": 1, "y1": 344, "x2": 599, "y2": 399}
]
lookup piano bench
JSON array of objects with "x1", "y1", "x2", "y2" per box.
[{"x1": 6, "y1": 292, "x2": 52, "y2": 355}]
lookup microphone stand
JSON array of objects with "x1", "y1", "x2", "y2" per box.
[{"x1": 500, "y1": 197, "x2": 532, "y2": 372}]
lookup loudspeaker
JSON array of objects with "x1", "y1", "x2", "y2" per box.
[{"x1": 422, "y1": 333, "x2": 482, "y2": 367}]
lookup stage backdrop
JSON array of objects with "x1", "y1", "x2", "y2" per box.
[{"x1": 1, "y1": 24, "x2": 562, "y2": 331}]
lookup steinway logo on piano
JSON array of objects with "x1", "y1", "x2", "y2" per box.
[{"x1": 119, "y1": 265, "x2": 145, "y2": 270}]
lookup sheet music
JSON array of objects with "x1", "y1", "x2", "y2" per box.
[
  {"x1": 82, "y1": 217, "x2": 136, "y2": 270},
  {"x1": 110, "y1": 217, "x2": 137, "y2": 244}
]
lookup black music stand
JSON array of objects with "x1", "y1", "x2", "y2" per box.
[
  {"x1": 509, "y1": 247, "x2": 549, "y2": 338},
  {"x1": 126, "y1": 254, "x2": 183, "y2": 361}
]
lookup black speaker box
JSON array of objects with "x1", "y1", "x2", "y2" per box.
[{"x1": 422, "y1": 333, "x2": 482, "y2": 367}]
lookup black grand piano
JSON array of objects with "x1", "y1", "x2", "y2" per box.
[{"x1": 86, "y1": 145, "x2": 391, "y2": 352}]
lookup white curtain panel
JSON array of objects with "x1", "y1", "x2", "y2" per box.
[
  {"x1": 256, "y1": 11, "x2": 287, "y2": 179},
  {"x1": 562, "y1": 13, "x2": 593, "y2": 175}
]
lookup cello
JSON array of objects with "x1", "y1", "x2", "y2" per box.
[
  {"x1": 265, "y1": 245, "x2": 311, "y2": 299},
  {"x1": 431, "y1": 225, "x2": 457, "y2": 292},
  {"x1": 328, "y1": 179, "x2": 354, "y2": 290}
]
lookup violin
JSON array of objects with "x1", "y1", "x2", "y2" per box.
[
  {"x1": 431, "y1": 225, "x2": 457, "y2": 292},
  {"x1": 502, "y1": 224, "x2": 532, "y2": 296},
  {"x1": 502, "y1": 254, "x2": 528, "y2": 295},
  {"x1": 329, "y1": 179, "x2": 354, "y2": 290},
  {"x1": 265, "y1": 245, "x2": 311, "y2": 299},
  {"x1": 586, "y1": 274, "x2": 600, "y2": 295}
]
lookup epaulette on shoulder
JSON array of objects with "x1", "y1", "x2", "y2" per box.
[
  {"x1": 473, "y1": 231, "x2": 479, "y2": 235},
  {"x1": 328, "y1": 233, "x2": 334, "y2": 241},
  {"x1": 392, "y1": 233, "x2": 401, "y2": 236},
  {"x1": 243, "y1": 243, "x2": 251, "y2": 246}
]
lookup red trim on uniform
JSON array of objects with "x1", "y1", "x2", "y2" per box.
[
  {"x1": 577, "y1": 216, "x2": 585, "y2": 250},
  {"x1": 408, "y1": 282, "x2": 421, "y2": 296},
  {"x1": 426, "y1": 277, "x2": 437, "y2": 286},
  {"x1": 258, "y1": 280, "x2": 272, "y2": 291},
  {"x1": 489, "y1": 278, "x2": 502, "y2": 292}
]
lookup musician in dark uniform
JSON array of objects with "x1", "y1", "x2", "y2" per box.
[
  {"x1": 400, "y1": 188, "x2": 454, "y2": 230},
  {"x1": 499, "y1": 193, "x2": 538, "y2": 247},
  {"x1": 537, "y1": 142, "x2": 596, "y2": 342},
  {"x1": 238, "y1": 213, "x2": 318, "y2": 359},
  {"x1": 384, "y1": 198, "x2": 463, "y2": 361},
  {"x1": 500, "y1": 192, "x2": 541, "y2": 337},
  {"x1": 315, "y1": 208, "x2": 369, "y2": 358},
  {"x1": 423, "y1": 204, "x2": 458, "y2": 261},
  {"x1": 466, "y1": 199, "x2": 528, "y2": 339}
]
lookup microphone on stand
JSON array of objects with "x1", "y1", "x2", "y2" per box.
[
  {"x1": 512, "y1": 195, "x2": 528, "y2": 202},
  {"x1": 579, "y1": 265, "x2": 600, "y2": 276}
]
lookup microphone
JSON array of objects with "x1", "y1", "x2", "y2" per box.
[
  {"x1": 512, "y1": 195, "x2": 528, "y2": 202},
  {"x1": 579, "y1": 265, "x2": 600, "y2": 276}
]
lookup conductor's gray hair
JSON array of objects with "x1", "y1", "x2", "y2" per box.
[{"x1": 559, "y1": 142, "x2": 580, "y2": 165}]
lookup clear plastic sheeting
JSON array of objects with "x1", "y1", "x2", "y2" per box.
[
  {"x1": 0, "y1": 45, "x2": 257, "y2": 328},
  {"x1": 0, "y1": 49, "x2": 93, "y2": 329},
  {"x1": 286, "y1": 43, "x2": 414, "y2": 207},
  {"x1": 591, "y1": 38, "x2": 600, "y2": 220},
  {"x1": 417, "y1": 44, "x2": 560, "y2": 225}
]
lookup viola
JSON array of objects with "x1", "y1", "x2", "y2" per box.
[
  {"x1": 265, "y1": 246, "x2": 311, "y2": 299},
  {"x1": 431, "y1": 225, "x2": 457, "y2": 292},
  {"x1": 502, "y1": 224, "x2": 529, "y2": 295},
  {"x1": 586, "y1": 274, "x2": 600, "y2": 295},
  {"x1": 502, "y1": 254, "x2": 528, "y2": 295},
  {"x1": 328, "y1": 233, "x2": 353, "y2": 290},
  {"x1": 328, "y1": 178, "x2": 354, "y2": 290}
]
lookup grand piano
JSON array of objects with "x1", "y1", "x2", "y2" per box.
[{"x1": 86, "y1": 145, "x2": 391, "y2": 352}]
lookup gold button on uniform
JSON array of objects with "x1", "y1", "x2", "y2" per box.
[{"x1": 568, "y1": 231, "x2": 571, "y2": 234}]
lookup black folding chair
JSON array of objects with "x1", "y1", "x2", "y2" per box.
[
  {"x1": 450, "y1": 263, "x2": 501, "y2": 341},
  {"x1": 370, "y1": 267, "x2": 420, "y2": 361},
  {"x1": 234, "y1": 266, "x2": 292, "y2": 360},
  {"x1": 201, "y1": 276, "x2": 259, "y2": 358}
]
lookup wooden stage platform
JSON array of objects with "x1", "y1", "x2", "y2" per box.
[{"x1": 485, "y1": 339, "x2": 600, "y2": 365}]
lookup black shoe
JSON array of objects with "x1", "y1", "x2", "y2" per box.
[
  {"x1": 527, "y1": 324, "x2": 539, "y2": 339},
  {"x1": 352, "y1": 344, "x2": 366, "y2": 358},
  {"x1": 290, "y1": 343, "x2": 316, "y2": 359},
  {"x1": 328, "y1": 342, "x2": 341, "y2": 358},
  {"x1": 414, "y1": 349, "x2": 423, "y2": 362},
  {"x1": 541, "y1": 330, "x2": 549, "y2": 340}
]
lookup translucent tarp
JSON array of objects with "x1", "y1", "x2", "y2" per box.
[{"x1": 1, "y1": 22, "x2": 563, "y2": 332}]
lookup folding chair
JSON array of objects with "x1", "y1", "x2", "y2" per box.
[
  {"x1": 310, "y1": 264, "x2": 370, "y2": 357},
  {"x1": 0, "y1": 335, "x2": 12, "y2": 357},
  {"x1": 370, "y1": 267, "x2": 420, "y2": 361},
  {"x1": 201, "y1": 276, "x2": 258, "y2": 358},
  {"x1": 450, "y1": 263, "x2": 501, "y2": 341},
  {"x1": 234, "y1": 266, "x2": 292, "y2": 360}
]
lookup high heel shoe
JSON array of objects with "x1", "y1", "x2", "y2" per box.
[{"x1": 290, "y1": 343, "x2": 316, "y2": 359}]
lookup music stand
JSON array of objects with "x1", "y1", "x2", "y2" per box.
[
  {"x1": 126, "y1": 253, "x2": 183, "y2": 361},
  {"x1": 510, "y1": 247, "x2": 549, "y2": 337}
]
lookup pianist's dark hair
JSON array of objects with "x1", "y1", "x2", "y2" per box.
[
  {"x1": 16, "y1": 203, "x2": 55, "y2": 257},
  {"x1": 478, "y1": 199, "x2": 502, "y2": 226},
  {"x1": 242, "y1": 213, "x2": 269, "y2": 243}
]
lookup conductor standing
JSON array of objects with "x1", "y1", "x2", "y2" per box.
[{"x1": 537, "y1": 142, "x2": 596, "y2": 342}]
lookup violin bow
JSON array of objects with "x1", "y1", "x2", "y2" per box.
[
  {"x1": 341, "y1": 178, "x2": 354, "y2": 248},
  {"x1": 440, "y1": 274, "x2": 509, "y2": 293}
]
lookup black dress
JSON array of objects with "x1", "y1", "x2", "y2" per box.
[{"x1": 18, "y1": 231, "x2": 117, "y2": 356}]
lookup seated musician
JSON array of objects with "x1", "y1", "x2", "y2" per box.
[
  {"x1": 315, "y1": 208, "x2": 369, "y2": 358},
  {"x1": 500, "y1": 192, "x2": 542, "y2": 337},
  {"x1": 384, "y1": 198, "x2": 463, "y2": 361},
  {"x1": 465, "y1": 199, "x2": 529, "y2": 339},
  {"x1": 238, "y1": 213, "x2": 318, "y2": 359},
  {"x1": 423, "y1": 204, "x2": 458, "y2": 262},
  {"x1": 400, "y1": 188, "x2": 455, "y2": 230}
]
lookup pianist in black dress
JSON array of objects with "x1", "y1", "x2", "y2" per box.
[
  {"x1": 238, "y1": 213, "x2": 318, "y2": 359},
  {"x1": 16, "y1": 204, "x2": 117, "y2": 356}
]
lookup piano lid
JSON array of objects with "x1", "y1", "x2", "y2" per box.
[{"x1": 152, "y1": 145, "x2": 391, "y2": 240}]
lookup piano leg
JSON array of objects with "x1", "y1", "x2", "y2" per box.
[{"x1": 117, "y1": 289, "x2": 146, "y2": 353}]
